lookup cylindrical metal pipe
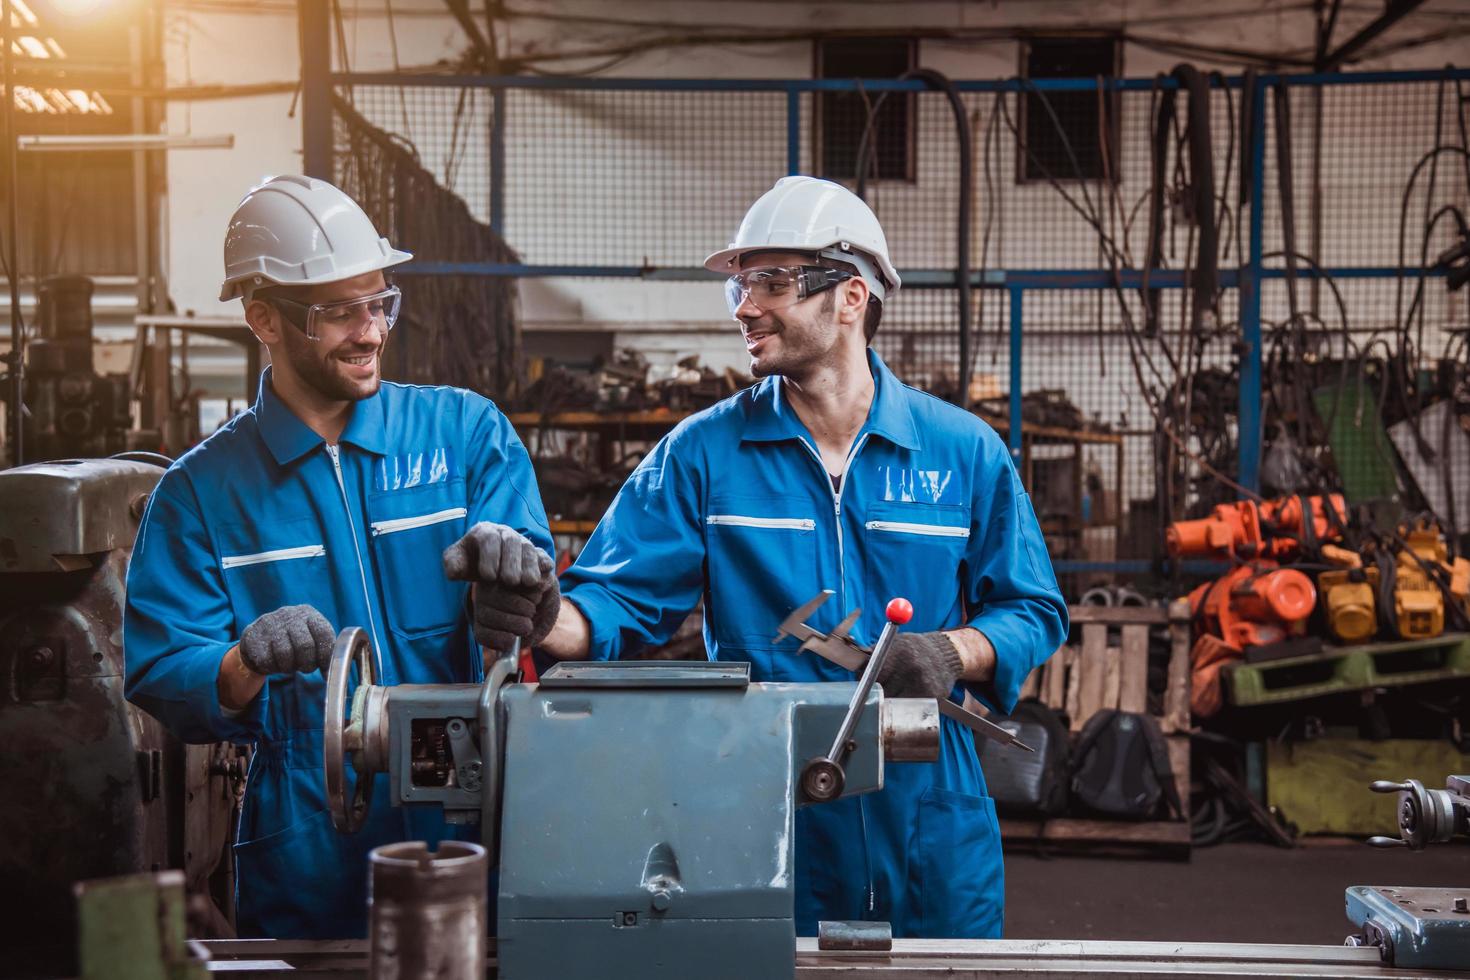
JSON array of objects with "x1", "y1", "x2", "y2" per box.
[
  {"x1": 880, "y1": 698, "x2": 941, "y2": 762},
  {"x1": 368, "y1": 841, "x2": 488, "y2": 980}
]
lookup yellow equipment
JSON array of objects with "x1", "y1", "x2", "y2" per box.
[
  {"x1": 1320, "y1": 566, "x2": 1379, "y2": 643},
  {"x1": 1388, "y1": 518, "x2": 1470, "y2": 640}
]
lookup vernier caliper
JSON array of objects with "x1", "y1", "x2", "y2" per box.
[{"x1": 776, "y1": 590, "x2": 1035, "y2": 754}]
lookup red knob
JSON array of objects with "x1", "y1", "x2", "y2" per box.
[{"x1": 885, "y1": 597, "x2": 913, "y2": 625}]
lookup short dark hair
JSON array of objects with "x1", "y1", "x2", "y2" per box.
[{"x1": 817, "y1": 256, "x2": 884, "y2": 343}]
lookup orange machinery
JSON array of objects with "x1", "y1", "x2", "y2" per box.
[{"x1": 1168, "y1": 494, "x2": 1347, "y2": 716}]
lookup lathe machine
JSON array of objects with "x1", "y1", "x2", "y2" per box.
[{"x1": 73, "y1": 597, "x2": 1470, "y2": 978}]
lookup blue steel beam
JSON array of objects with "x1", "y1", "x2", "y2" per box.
[
  {"x1": 398, "y1": 262, "x2": 1448, "y2": 285},
  {"x1": 1238, "y1": 71, "x2": 1267, "y2": 495},
  {"x1": 332, "y1": 68, "x2": 1470, "y2": 94},
  {"x1": 786, "y1": 90, "x2": 801, "y2": 175},
  {"x1": 1008, "y1": 286, "x2": 1023, "y2": 463}
]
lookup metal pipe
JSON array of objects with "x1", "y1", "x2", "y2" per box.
[
  {"x1": 368, "y1": 841, "x2": 488, "y2": 980},
  {"x1": 879, "y1": 698, "x2": 940, "y2": 762},
  {"x1": 299, "y1": 0, "x2": 333, "y2": 179}
]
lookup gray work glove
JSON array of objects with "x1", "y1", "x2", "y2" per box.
[
  {"x1": 876, "y1": 631, "x2": 964, "y2": 700},
  {"x1": 442, "y1": 522, "x2": 559, "y2": 651},
  {"x1": 238, "y1": 604, "x2": 336, "y2": 675}
]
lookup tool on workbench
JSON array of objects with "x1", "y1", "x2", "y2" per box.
[
  {"x1": 321, "y1": 597, "x2": 951, "y2": 979},
  {"x1": 777, "y1": 589, "x2": 1036, "y2": 754}
]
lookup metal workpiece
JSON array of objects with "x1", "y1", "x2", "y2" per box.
[
  {"x1": 879, "y1": 697, "x2": 940, "y2": 762},
  {"x1": 816, "y1": 920, "x2": 892, "y2": 952},
  {"x1": 368, "y1": 841, "x2": 488, "y2": 980},
  {"x1": 0, "y1": 458, "x2": 163, "y2": 572}
]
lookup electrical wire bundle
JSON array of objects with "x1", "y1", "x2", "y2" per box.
[{"x1": 333, "y1": 96, "x2": 524, "y2": 404}]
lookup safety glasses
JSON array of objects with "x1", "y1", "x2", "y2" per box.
[
  {"x1": 723, "y1": 265, "x2": 854, "y2": 319},
  {"x1": 269, "y1": 285, "x2": 402, "y2": 342}
]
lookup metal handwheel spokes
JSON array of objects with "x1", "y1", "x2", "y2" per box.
[{"x1": 325, "y1": 627, "x2": 376, "y2": 834}]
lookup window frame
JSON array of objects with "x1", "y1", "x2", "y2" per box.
[
  {"x1": 1016, "y1": 34, "x2": 1123, "y2": 186},
  {"x1": 813, "y1": 36, "x2": 919, "y2": 185}
]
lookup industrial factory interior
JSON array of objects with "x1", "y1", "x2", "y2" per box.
[{"x1": 4, "y1": 1, "x2": 1470, "y2": 977}]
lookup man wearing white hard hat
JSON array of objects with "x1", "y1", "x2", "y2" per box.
[
  {"x1": 123, "y1": 175, "x2": 558, "y2": 938},
  {"x1": 482, "y1": 175, "x2": 1066, "y2": 937}
]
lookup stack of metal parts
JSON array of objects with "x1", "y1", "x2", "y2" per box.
[{"x1": 517, "y1": 350, "x2": 753, "y2": 416}]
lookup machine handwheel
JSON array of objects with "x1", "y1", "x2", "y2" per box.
[{"x1": 325, "y1": 627, "x2": 376, "y2": 834}]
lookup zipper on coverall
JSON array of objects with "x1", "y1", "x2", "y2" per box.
[
  {"x1": 796, "y1": 433, "x2": 877, "y2": 915},
  {"x1": 326, "y1": 444, "x2": 386, "y2": 678}
]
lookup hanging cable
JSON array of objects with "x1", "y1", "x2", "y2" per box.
[{"x1": 853, "y1": 68, "x2": 973, "y2": 409}]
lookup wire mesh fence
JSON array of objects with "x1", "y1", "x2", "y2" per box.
[{"x1": 337, "y1": 68, "x2": 1470, "y2": 582}]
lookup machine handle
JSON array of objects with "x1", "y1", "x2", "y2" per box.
[
  {"x1": 324, "y1": 628, "x2": 377, "y2": 834},
  {"x1": 801, "y1": 598, "x2": 912, "y2": 804},
  {"x1": 478, "y1": 638, "x2": 521, "y2": 866},
  {"x1": 1369, "y1": 780, "x2": 1411, "y2": 794}
]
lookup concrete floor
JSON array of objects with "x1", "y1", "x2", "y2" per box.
[{"x1": 1005, "y1": 840, "x2": 1470, "y2": 945}]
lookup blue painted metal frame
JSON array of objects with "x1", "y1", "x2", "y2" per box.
[
  {"x1": 1239, "y1": 72, "x2": 1268, "y2": 495},
  {"x1": 325, "y1": 66, "x2": 1469, "y2": 577}
]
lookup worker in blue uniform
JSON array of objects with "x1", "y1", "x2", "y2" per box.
[
  {"x1": 513, "y1": 176, "x2": 1067, "y2": 938},
  {"x1": 124, "y1": 176, "x2": 559, "y2": 939}
]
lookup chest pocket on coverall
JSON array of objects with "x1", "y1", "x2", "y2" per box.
[
  {"x1": 366, "y1": 480, "x2": 469, "y2": 638},
  {"x1": 862, "y1": 501, "x2": 971, "y2": 611},
  {"x1": 705, "y1": 494, "x2": 820, "y2": 663}
]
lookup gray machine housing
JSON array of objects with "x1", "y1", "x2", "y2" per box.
[
  {"x1": 496, "y1": 662, "x2": 882, "y2": 979},
  {"x1": 328, "y1": 646, "x2": 899, "y2": 980}
]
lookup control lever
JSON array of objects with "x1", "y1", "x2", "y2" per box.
[
  {"x1": 800, "y1": 598, "x2": 913, "y2": 803},
  {"x1": 780, "y1": 590, "x2": 1035, "y2": 754}
]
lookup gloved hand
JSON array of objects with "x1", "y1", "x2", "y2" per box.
[
  {"x1": 238, "y1": 604, "x2": 336, "y2": 675},
  {"x1": 442, "y1": 522, "x2": 560, "y2": 651},
  {"x1": 876, "y1": 631, "x2": 963, "y2": 700}
]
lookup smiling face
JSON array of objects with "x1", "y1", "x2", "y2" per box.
[
  {"x1": 254, "y1": 270, "x2": 390, "y2": 404},
  {"x1": 733, "y1": 251, "x2": 865, "y2": 380}
]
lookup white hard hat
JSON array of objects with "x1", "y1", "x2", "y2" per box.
[
  {"x1": 704, "y1": 175, "x2": 900, "y2": 302},
  {"x1": 218, "y1": 175, "x2": 413, "y2": 303}
]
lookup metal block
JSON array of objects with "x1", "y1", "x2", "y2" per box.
[
  {"x1": 1346, "y1": 885, "x2": 1470, "y2": 970},
  {"x1": 0, "y1": 459, "x2": 162, "y2": 572}
]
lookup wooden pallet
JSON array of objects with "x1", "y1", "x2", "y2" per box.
[{"x1": 1001, "y1": 601, "x2": 1193, "y2": 853}]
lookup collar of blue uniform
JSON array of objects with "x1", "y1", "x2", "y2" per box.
[
  {"x1": 253, "y1": 366, "x2": 388, "y2": 464},
  {"x1": 741, "y1": 348, "x2": 921, "y2": 451}
]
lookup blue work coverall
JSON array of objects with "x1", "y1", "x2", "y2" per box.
[
  {"x1": 562, "y1": 349, "x2": 1068, "y2": 939},
  {"x1": 125, "y1": 370, "x2": 552, "y2": 939}
]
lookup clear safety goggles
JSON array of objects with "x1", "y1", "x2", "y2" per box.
[
  {"x1": 270, "y1": 285, "x2": 402, "y2": 342},
  {"x1": 724, "y1": 265, "x2": 854, "y2": 319}
]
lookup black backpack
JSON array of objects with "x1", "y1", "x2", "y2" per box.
[
  {"x1": 1069, "y1": 710, "x2": 1183, "y2": 820},
  {"x1": 976, "y1": 700, "x2": 1071, "y2": 817}
]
